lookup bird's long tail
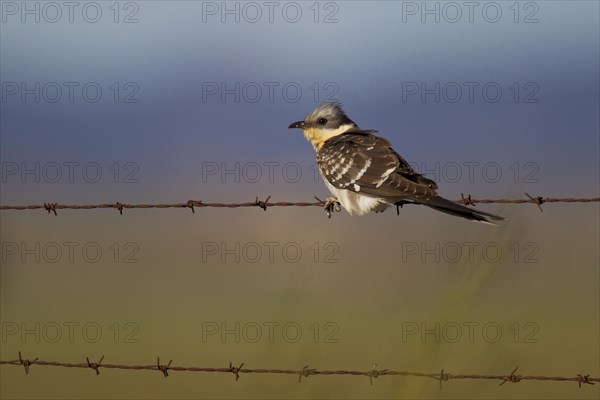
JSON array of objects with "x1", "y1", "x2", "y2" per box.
[{"x1": 424, "y1": 196, "x2": 505, "y2": 225}]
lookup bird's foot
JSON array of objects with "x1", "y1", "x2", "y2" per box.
[
  {"x1": 394, "y1": 200, "x2": 413, "y2": 215},
  {"x1": 316, "y1": 197, "x2": 342, "y2": 219},
  {"x1": 324, "y1": 197, "x2": 342, "y2": 218}
]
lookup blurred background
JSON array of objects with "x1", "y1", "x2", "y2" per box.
[{"x1": 1, "y1": 1, "x2": 598, "y2": 398}]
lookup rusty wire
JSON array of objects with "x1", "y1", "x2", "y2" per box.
[
  {"x1": 1, "y1": 354, "x2": 598, "y2": 389},
  {"x1": 0, "y1": 193, "x2": 598, "y2": 216}
]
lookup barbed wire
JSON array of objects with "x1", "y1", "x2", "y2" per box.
[
  {"x1": 1, "y1": 353, "x2": 597, "y2": 389},
  {"x1": 0, "y1": 193, "x2": 598, "y2": 216}
]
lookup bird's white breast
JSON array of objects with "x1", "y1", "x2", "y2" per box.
[{"x1": 322, "y1": 179, "x2": 390, "y2": 216}]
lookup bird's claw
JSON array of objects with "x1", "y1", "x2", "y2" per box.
[
  {"x1": 325, "y1": 198, "x2": 342, "y2": 218},
  {"x1": 316, "y1": 197, "x2": 341, "y2": 219},
  {"x1": 394, "y1": 200, "x2": 411, "y2": 215}
]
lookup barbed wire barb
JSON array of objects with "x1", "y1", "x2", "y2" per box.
[
  {"x1": 459, "y1": 193, "x2": 475, "y2": 206},
  {"x1": 525, "y1": 193, "x2": 545, "y2": 212},
  {"x1": 578, "y1": 374, "x2": 595, "y2": 388},
  {"x1": 298, "y1": 365, "x2": 317, "y2": 383},
  {"x1": 255, "y1": 195, "x2": 271, "y2": 211},
  {"x1": 86, "y1": 355, "x2": 104, "y2": 376},
  {"x1": 186, "y1": 200, "x2": 201, "y2": 213},
  {"x1": 43, "y1": 202, "x2": 57, "y2": 216},
  {"x1": 438, "y1": 369, "x2": 450, "y2": 390},
  {"x1": 499, "y1": 366, "x2": 521, "y2": 386},
  {"x1": 228, "y1": 362, "x2": 244, "y2": 381},
  {"x1": 157, "y1": 357, "x2": 172, "y2": 378},
  {"x1": 369, "y1": 364, "x2": 388, "y2": 386},
  {"x1": 18, "y1": 351, "x2": 38, "y2": 375}
]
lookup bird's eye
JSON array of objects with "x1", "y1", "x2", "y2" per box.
[{"x1": 317, "y1": 118, "x2": 328, "y2": 125}]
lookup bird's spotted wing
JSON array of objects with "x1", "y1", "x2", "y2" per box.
[{"x1": 316, "y1": 131, "x2": 438, "y2": 200}]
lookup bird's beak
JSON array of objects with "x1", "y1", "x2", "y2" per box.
[{"x1": 288, "y1": 121, "x2": 305, "y2": 129}]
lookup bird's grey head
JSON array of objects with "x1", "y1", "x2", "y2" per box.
[{"x1": 288, "y1": 103, "x2": 357, "y2": 131}]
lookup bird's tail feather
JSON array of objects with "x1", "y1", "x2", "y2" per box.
[{"x1": 424, "y1": 196, "x2": 504, "y2": 225}]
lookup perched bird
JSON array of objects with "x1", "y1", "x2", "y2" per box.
[{"x1": 288, "y1": 103, "x2": 503, "y2": 224}]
